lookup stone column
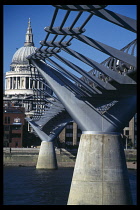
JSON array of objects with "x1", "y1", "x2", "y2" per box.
[
  {"x1": 7, "y1": 78, "x2": 8, "y2": 89},
  {"x1": 10, "y1": 77, "x2": 12, "y2": 89},
  {"x1": 29, "y1": 102, "x2": 32, "y2": 111},
  {"x1": 9, "y1": 78, "x2": 11, "y2": 89},
  {"x1": 17, "y1": 77, "x2": 20, "y2": 89},
  {"x1": 36, "y1": 141, "x2": 58, "y2": 169},
  {"x1": 20, "y1": 77, "x2": 22, "y2": 89},
  {"x1": 16, "y1": 77, "x2": 17, "y2": 89},
  {"x1": 7, "y1": 78, "x2": 8, "y2": 90},
  {"x1": 29, "y1": 78, "x2": 31, "y2": 89},
  {"x1": 12, "y1": 77, "x2": 14, "y2": 89},
  {"x1": 33, "y1": 80, "x2": 35, "y2": 88},
  {"x1": 73, "y1": 122, "x2": 77, "y2": 145},
  {"x1": 13, "y1": 77, "x2": 15, "y2": 89},
  {"x1": 5, "y1": 78, "x2": 7, "y2": 90},
  {"x1": 24, "y1": 77, "x2": 26, "y2": 89},
  {"x1": 67, "y1": 133, "x2": 132, "y2": 205}
]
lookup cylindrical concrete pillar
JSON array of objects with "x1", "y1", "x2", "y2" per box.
[
  {"x1": 36, "y1": 141, "x2": 58, "y2": 169},
  {"x1": 67, "y1": 133, "x2": 132, "y2": 205}
]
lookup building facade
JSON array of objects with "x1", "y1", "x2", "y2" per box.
[
  {"x1": 4, "y1": 18, "x2": 52, "y2": 118},
  {"x1": 3, "y1": 19, "x2": 52, "y2": 147},
  {"x1": 58, "y1": 115, "x2": 137, "y2": 149},
  {"x1": 123, "y1": 113, "x2": 137, "y2": 148},
  {"x1": 3, "y1": 103, "x2": 25, "y2": 147},
  {"x1": 59, "y1": 122, "x2": 82, "y2": 147}
]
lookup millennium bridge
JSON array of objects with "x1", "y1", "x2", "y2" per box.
[{"x1": 22, "y1": 5, "x2": 136, "y2": 205}]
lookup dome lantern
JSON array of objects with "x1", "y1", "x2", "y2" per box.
[{"x1": 24, "y1": 18, "x2": 34, "y2": 47}]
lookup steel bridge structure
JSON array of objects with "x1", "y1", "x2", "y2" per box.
[{"x1": 24, "y1": 5, "x2": 136, "y2": 205}]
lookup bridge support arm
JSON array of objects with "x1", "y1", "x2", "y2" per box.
[
  {"x1": 26, "y1": 118, "x2": 51, "y2": 142},
  {"x1": 29, "y1": 59, "x2": 124, "y2": 132}
]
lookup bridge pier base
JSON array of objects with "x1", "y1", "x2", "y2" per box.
[
  {"x1": 36, "y1": 141, "x2": 58, "y2": 169},
  {"x1": 67, "y1": 133, "x2": 132, "y2": 205}
]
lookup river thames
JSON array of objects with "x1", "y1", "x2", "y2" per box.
[{"x1": 3, "y1": 167, "x2": 137, "y2": 205}]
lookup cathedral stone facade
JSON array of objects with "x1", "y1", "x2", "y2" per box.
[{"x1": 4, "y1": 19, "x2": 49, "y2": 117}]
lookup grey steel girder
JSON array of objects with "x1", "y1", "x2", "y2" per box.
[
  {"x1": 44, "y1": 27, "x2": 86, "y2": 35},
  {"x1": 54, "y1": 5, "x2": 136, "y2": 33},
  {"x1": 46, "y1": 57, "x2": 101, "y2": 94},
  {"x1": 32, "y1": 98, "x2": 65, "y2": 124},
  {"x1": 53, "y1": 5, "x2": 107, "y2": 11},
  {"x1": 36, "y1": 110, "x2": 68, "y2": 128},
  {"x1": 74, "y1": 34, "x2": 136, "y2": 68},
  {"x1": 26, "y1": 115, "x2": 72, "y2": 142},
  {"x1": 36, "y1": 41, "x2": 135, "y2": 86},
  {"x1": 33, "y1": 64, "x2": 88, "y2": 97},
  {"x1": 51, "y1": 54, "x2": 116, "y2": 91},
  {"x1": 25, "y1": 86, "x2": 73, "y2": 141},
  {"x1": 26, "y1": 5, "x2": 136, "y2": 138},
  {"x1": 28, "y1": 99, "x2": 72, "y2": 139},
  {"x1": 29, "y1": 59, "x2": 136, "y2": 133},
  {"x1": 40, "y1": 40, "x2": 71, "y2": 48},
  {"x1": 40, "y1": 33, "x2": 136, "y2": 68},
  {"x1": 62, "y1": 47, "x2": 136, "y2": 84},
  {"x1": 37, "y1": 42, "x2": 135, "y2": 90},
  {"x1": 26, "y1": 118, "x2": 52, "y2": 141},
  {"x1": 37, "y1": 48, "x2": 61, "y2": 54},
  {"x1": 90, "y1": 8, "x2": 136, "y2": 33},
  {"x1": 33, "y1": 88, "x2": 59, "y2": 104}
]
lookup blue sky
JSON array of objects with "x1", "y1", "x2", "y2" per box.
[{"x1": 3, "y1": 5, "x2": 136, "y2": 81}]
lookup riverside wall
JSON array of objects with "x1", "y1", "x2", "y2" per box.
[
  {"x1": 3, "y1": 148, "x2": 76, "y2": 167},
  {"x1": 3, "y1": 148, "x2": 137, "y2": 169}
]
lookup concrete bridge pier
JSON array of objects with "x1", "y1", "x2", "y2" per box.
[
  {"x1": 67, "y1": 133, "x2": 132, "y2": 205},
  {"x1": 26, "y1": 117, "x2": 72, "y2": 169},
  {"x1": 25, "y1": 119, "x2": 58, "y2": 169},
  {"x1": 36, "y1": 141, "x2": 57, "y2": 169}
]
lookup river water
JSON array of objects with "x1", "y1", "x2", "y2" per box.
[{"x1": 3, "y1": 167, "x2": 137, "y2": 205}]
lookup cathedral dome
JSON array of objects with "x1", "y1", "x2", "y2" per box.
[
  {"x1": 11, "y1": 18, "x2": 37, "y2": 65},
  {"x1": 12, "y1": 46, "x2": 37, "y2": 65}
]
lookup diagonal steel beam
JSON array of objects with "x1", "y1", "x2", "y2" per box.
[
  {"x1": 53, "y1": 5, "x2": 107, "y2": 11},
  {"x1": 26, "y1": 118, "x2": 52, "y2": 142},
  {"x1": 44, "y1": 27, "x2": 85, "y2": 35},
  {"x1": 54, "y1": 5, "x2": 136, "y2": 33},
  {"x1": 91, "y1": 8, "x2": 136, "y2": 33},
  {"x1": 46, "y1": 57, "x2": 100, "y2": 94},
  {"x1": 26, "y1": 116, "x2": 72, "y2": 142},
  {"x1": 52, "y1": 53, "x2": 116, "y2": 90},
  {"x1": 74, "y1": 34, "x2": 136, "y2": 67},
  {"x1": 29, "y1": 58, "x2": 135, "y2": 133},
  {"x1": 62, "y1": 47, "x2": 136, "y2": 84}
]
